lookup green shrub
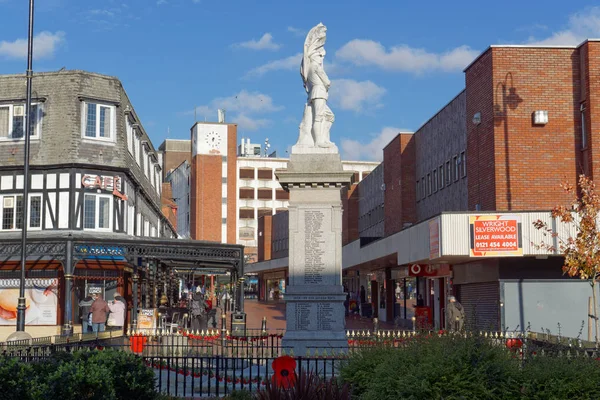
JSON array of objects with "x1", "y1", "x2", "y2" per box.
[
  {"x1": 226, "y1": 389, "x2": 255, "y2": 400},
  {"x1": 0, "y1": 356, "x2": 33, "y2": 400}
]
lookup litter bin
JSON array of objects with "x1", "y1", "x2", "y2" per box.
[{"x1": 230, "y1": 312, "x2": 247, "y2": 337}]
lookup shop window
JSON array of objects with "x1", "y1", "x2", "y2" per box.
[
  {"x1": 239, "y1": 168, "x2": 254, "y2": 179},
  {"x1": 275, "y1": 189, "x2": 289, "y2": 200},
  {"x1": 239, "y1": 188, "x2": 254, "y2": 199},
  {"x1": 239, "y1": 208, "x2": 254, "y2": 219},
  {"x1": 257, "y1": 169, "x2": 273, "y2": 180},
  {"x1": 257, "y1": 188, "x2": 272, "y2": 200}
]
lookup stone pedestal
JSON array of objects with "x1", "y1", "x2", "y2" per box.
[{"x1": 276, "y1": 153, "x2": 353, "y2": 356}]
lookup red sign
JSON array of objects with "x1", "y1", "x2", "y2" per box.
[
  {"x1": 415, "y1": 307, "x2": 432, "y2": 329},
  {"x1": 469, "y1": 215, "x2": 522, "y2": 257},
  {"x1": 82, "y1": 174, "x2": 128, "y2": 201},
  {"x1": 409, "y1": 264, "x2": 451, "y2": 277}
]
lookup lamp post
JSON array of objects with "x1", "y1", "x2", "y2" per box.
[{"x1": 8, "y1": 0, "x2": 35, "y2": 342}]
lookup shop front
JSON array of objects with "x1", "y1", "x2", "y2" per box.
[{"x1": 261, "y1": 270, "x2": 287, "y2": 302}]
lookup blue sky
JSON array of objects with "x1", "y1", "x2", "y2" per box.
[{"x1": 1, "y1": 1, "x2": 599, "y2": 160}]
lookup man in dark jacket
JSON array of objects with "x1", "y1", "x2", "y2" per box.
[{"x1": 79, "y1": 296, "x2": 94, "y2": 333}]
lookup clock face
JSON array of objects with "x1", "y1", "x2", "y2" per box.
[{"x1": 205, "y1": 131, "x2": 222, "y2": 149}]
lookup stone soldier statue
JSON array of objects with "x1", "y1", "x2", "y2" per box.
[{"x1": 295, "y1": 23, "x2": 336, "y2": 150}]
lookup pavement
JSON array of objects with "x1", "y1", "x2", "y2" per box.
[{"x1": 234, "y1": 299, "x2": 406, "y2": 332}]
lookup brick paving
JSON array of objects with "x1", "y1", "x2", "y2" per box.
[{"x1": 232, "y1": 300, "x2": 402, "y2": 332}]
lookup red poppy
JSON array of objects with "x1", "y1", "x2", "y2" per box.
[
  {"x1": 506, "y1": 338, "x2": 523, "y2": 349},
  {"x1": 271, "y1": 355, "x2": 297, "y2": 389}
]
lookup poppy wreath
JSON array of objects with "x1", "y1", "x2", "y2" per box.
[
  {"x1": 505, "y1": 338, "x2": 523, "y2": 350},
  {"x1": 271, "y1": 355, "x2": 297, "y2": 389}
]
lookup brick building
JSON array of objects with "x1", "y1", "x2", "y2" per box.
[
  {"x1": 251, "y1": 40, "x2": 600, "y2": 339},
  {"x1": 0, "y1": 70, "x2": 244, "y2": 340}
]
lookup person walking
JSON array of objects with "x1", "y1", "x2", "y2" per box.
[
  {"x1": 107, "y1": 292, "x2": 126, "y2": 333},
  {"x1": 79, "y1": 295, "x2": 94, "y2": 334},
  {"x1": 90, "y1": 293, "x2": 110, "y2": 333},
  {"x1": 191, "y1": 287, "x2": 207, "y2": 332}
]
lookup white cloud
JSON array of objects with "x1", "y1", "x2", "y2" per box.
[
  {"x1": 341, "y1": 127, "x2": 405, "y2": 161},
  {"x1": 329, "y1": 79, "x2": 386, "y2": 113},
  {"x1": 234, "y1": 114, "x2": 271, "y2": 131},
  {"x1": 245, "y1": 52, "x2": 302, "y2": 77},
  {"x1": 287, "y1": 26, "x2": 306, "y2": 37},
  {"x1": 233, "y1": 33, "x2": 281, "y2": 51},
  {"x1": 527, "y1": 6, "x2": 600, "y2": 46},
  {"x1": 335, "y1": 39, "x2": 479, "y2": 73},
  {"x1": 187, "y1": 90, "x2": 282, "y2": 131},
  {"x1": 0, "y1": 31, "x2": 65, "y2": 60}
]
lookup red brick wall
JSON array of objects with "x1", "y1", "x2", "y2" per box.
[
  {"x1": 190, "y1": 154, "x2": 222, "y2": 241},
  {"x1": 226, "y1": 124, "x2": 238, "y2": 244},
  {"x1": 491, "y1": 47, "x2": 580, "y2": 210},
  {"x1": 257, "y1": 215, "x2": 272, "y2": 261},
  {"x1": 466, "y1": 49, "x2": 496, "y2": 211},
  {"x1": 585, "y1": 42, "x2": 600, "y2": 179},
  {"x1": 342, "y1": 184, "x2": 359, "y2": 245},
  {"x1": 384, "y1": 135, "x2": 402, "y2": 236},
  {"x1": 383, "y1": 133, "x2": 416, "y2": 236}
]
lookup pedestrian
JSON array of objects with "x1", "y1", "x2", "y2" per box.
[
  {"x1": 79, "y1": 295, "x2": 94, "y2": 334},
  {"x1": 360, "y1": 285, "x2": 366, "y2": 304},
  {"x1": 107, "y1": 292, "x2": 126, "y2": 333},
  {"x1": 191, "y1": 287, "x2": 207, "y2": 332},
  {"x1": 416, "y1": 294, "x2": 424, "y2": 307},
  {"x1": 395, "y1": 283, "x2": 402, "y2": 301},
  {"x1": 446, "y1": 295, "x2": 466, "y2": 332},
  {"x1": 90, "y1": 293, "x2": 110, "y2": 333}
]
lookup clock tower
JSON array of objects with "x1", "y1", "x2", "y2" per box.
[{"x1": 190, "y1": 122, "x2": 237, "y2": 244}]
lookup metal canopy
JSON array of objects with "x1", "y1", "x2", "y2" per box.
[{"x1": 0, "y1": 231, "x2": 244, "y2": 277}]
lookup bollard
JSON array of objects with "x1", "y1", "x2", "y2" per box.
[{"x1": 261, "y1": 316, "x2": 267, "y2": 333}]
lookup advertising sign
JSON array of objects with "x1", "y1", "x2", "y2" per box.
[
  {"x1": 429, "y1": 218, "x2": 440, "y2": 260},
  {"x1": 137, "y1": 308, "x2": 157, "y2": 330},
  {"x1": 469, "y1": 214, "x2": 523, "y2": 257},
  {"x1": 0, "y1": 279, "x2": 58, "y2": 325},
  {"x1": 408, "y1": 264, "x2": 452, "y2": 277},
  {"x1": 81, "y1": 174, "x2": 128, "y2": 201}
]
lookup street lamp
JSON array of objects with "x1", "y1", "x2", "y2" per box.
[{"x1": 7, "y1": 0, "x2": 35, "y2": 342}]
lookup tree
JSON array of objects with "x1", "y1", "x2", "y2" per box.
[{"x1": 533, "y1": 175, "x2": 600, "y2": 346}]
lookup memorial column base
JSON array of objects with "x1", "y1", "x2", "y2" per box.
[{"x1": 276, "y1": 153, "x2": 353, "y2": 358}]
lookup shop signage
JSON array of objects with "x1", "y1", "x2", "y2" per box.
[
  {"x1": 469, "y1": 214, "x2": 523, "y2": 257},
  {"x1": 82, "y1": 174, "x2": 128, "y2": 201},
  {"x1": 429, "y1": 217, "x2": 440, "y2": 260},
  {"x1": 137, "y1": 308, "x2": 157, "y2": 330},
  {"x1": 409, "y1": 264, "x2": 451, "y2": 277},
  {"x1": 0, "y1": 279, "x2": 58, "y2": 326}
]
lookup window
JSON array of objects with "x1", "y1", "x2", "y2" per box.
[
  {"x1": 143, "y1": 146, "x2": 150, "y2": 178},
  {"x1": 453, "y1": 155, "x2": 459, "y2": 182},
  {"x1": 239, "y1": 188, "x2": 254, "y2": 199},
  {"x1": 581, "y1": 103, "x2": 587, "y2": 149},
  {"x1": 83, "y1": 102, "x2": 114, "y2": 140},
  {"x1": 439, "y1": 166, "x2": 444, "y2": 190},
  {"x1": 275, "y1": 189, "x2": 289, "y2": 200},
  {"x1": 239, "y1": 208, "x2": 254, "y2": 219},
  {"x1": 257, "y1": 188, "x2": 272, "y2": 200},
  {"x1": 445, "y1": 161, "x2": 451, "y2": 186},
  {"x1": 1, "y1": 194, "x2": 41, "y2": 230},
  {"x1": 427, "y1": 174, "x2": 432, "y2": 196},
  {"x1": 135, "y1": 135, "x2": 141, "y2": 165},
  {"x1": 460, "y1": 152, "x2": 467, "y2": 178},
  {"x1": 239, "y1": 168, "x2": 254, "y2": 179},
  {"x1": 433, "y1": 169, "x2": 438, "y2": 193},
  {"x1": 416, "y1": 180, "x2": 420, "y2": 202},
  {"x1": 126, "y1": 119, "x2": 134, "y2": 155},
  {"x1": 0, "y1": 103, "x2": 42, "y2": 140},
  {"x1": 83, "y1": 194, "x2": 112, "y2": 230},
  {"x1": 421, "y1": 178, "x2": 425, "y2": 200},
  {"x1": 257, "y1": 169, "x2": 273, "y2": 180}
]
